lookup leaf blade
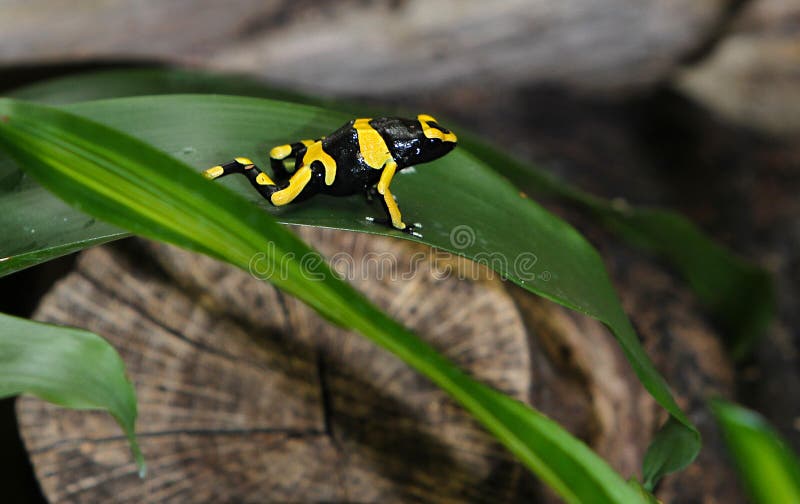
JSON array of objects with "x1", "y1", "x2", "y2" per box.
[
  {"x1": 712, "y1": 400, "x2": 800, "y2": 504},
  {"x1": 0, "y1": 312, "x2": 143, "y2": 475},
  {"x1": 0, "y1": 98, "x2": 646, "y2": 503}
]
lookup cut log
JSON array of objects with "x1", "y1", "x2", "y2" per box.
[{"x1": 18, "y1": 228, "x2": 537, "y2": 502}]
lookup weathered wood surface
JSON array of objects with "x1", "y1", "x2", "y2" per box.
[
  {"x1": 0, "y1": 0, "x2": 732, "y2": 96},
  {"x1": 19, "y1": 229, "x2": 537, "y2": 503},
  {"x1": 18, "y1": 216, "x2": 739, "y2": 502}
]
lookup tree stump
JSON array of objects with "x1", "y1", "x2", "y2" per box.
[{"x1": 18, "y1": 228, "x2": 537, "y2": 502}]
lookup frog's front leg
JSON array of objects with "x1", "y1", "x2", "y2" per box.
[{"x1": 370, "y1": 161, "x2": 419, "y2": 235}]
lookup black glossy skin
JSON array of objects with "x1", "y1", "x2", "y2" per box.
[
  {"x1": 286, "y1": 117, "x2": 456, "y2": 201},
  {"x1": 206, "y1": 115, "x2": 456, "y2": 233}
]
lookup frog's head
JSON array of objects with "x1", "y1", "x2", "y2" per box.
[{"x1": 415, "y1": 114, "x2": 457, "y2": 161}]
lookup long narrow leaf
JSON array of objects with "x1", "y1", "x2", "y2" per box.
[
  {"x1": 0, "y1": 94, "x2": 700, "y2": 484},
  {"x1": 712, "y1": 400, "x2": 800, "y2": 503},
  {"x1": 0, "y1": 312, "x2": 143, "y2": 475},
  {"x1": 0, "y1": 98, "x2": 647, "y2": 502}
]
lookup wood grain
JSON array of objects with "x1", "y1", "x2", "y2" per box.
[{"x1": 19, "y1": 228, "x2": 536, "y2": 502}]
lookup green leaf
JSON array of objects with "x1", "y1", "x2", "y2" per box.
[
  {"x1": 711, "y1": 400, "x2": 800, "y2": 503},
  {"x1": 0, "y1": 98, "x2": 648, "y2": 502},
  {"x1": 0, "y1": 312, "x2": 143, "y2": 475},
  {"x1": 641, "y1": 417, "x2": 701, "y2": 489},
  {"x1": 0, "y1": 94, "x2": 701, "y2": 483},
  {"x1": 9, "y1": 68, "x2": 774, "y2": 357}
]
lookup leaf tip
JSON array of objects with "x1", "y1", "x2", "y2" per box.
[{"x1": 131, "y1": 439, "x2": 147, "y2": 479}]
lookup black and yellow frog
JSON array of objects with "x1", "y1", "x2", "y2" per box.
[{"x1": 203, "y1": 114, "x2": 457, "y2": 234}]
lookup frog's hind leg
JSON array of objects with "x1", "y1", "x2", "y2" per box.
[
  {"x1": 204, "y1": 156, "x2": 316, "y2": 207},
  {"x1": 269, "y1": 165, "x2": 313, "y2": 206},
  {"x1": 204, "y1": 157, "x2": 281, "y2": 202},
  {"x1": 203, "y1": 157, "x2": 258, "y2": 180},
  {"x1": 269, "y1": 140, "x2": 317, "y2": 180}
]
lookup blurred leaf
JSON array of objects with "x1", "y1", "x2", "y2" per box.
[
  {"x1": 641, "y1": 417, "x2": 701, "y2": 489},
  {"x1": 712, "y1": 400, "x2": 800, "y2": 503},
  {"x1": 627, "y1": 479, "x2": 661, "y2": 504},
  {"x1": 0, "y1": 98, "x2": 648, "y2": 503},
  {"x1": 0, "y1": 312, "x2": 143, "y2": 475}
]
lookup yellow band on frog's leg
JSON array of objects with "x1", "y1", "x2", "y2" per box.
[
  {"x1": 377, "y1": 161, "x2": 404, "y2": 229},
  {"x1": 269, "y1": 144, "x2": 293, "y2": 160},
  {"x1": 382, "y1": 188, "x2": 405, "y2": 230},
  {"x1": 270, "y1": 166, "x2": 312, "y2": 206},
  {"x1": 203, "y1": 165, "x2": 224, "y2": 179},
  {"x1": 270, "y1": 140, "x2": 317, "y2": 162},
  {"x1": 204, "y1": 157, "x2": 254, "y2": 179},
  {"x1": 377, "y1": 160, "x2": 397, "y2": 195},
  {"x1": 302, "y1": 141, "x2": 338, "y2": 185},
  {"x1": 256, "y1": 172, "x2": 275, "y2": 186}
]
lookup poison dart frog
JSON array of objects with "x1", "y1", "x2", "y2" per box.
[{"x1": 203, "y1": 114, "x2": 457, "y2": 235}]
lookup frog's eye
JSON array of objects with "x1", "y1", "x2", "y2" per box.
[
  {"x1": 417, "y1": 114, "x2": 457, "y2": 144},
  {"x1": 428, "y1": 123, "x2": 448, "y2": 135}
]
